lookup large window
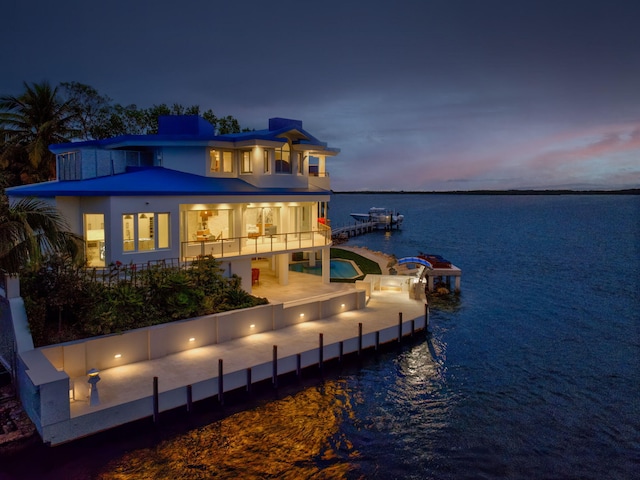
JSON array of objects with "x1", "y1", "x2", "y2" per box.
[
  {"x1": 186, "y1": 208, "x2": 234, "y2": 242},
  {"x1": 84, "y1": 213, "x2": 105, "y2": 267},
  {"x1": 275, "y1": 143, "x2": 291, "y2": 173},
  {"x1": 122, "y1": 213, "x2": 170, "y2": 252},
  {"x1": 210, "y1": 150, "x2": 234, "y2": 173},
  {"x1": 245, "y1": 207, "x2": 279, "y2": 238}
]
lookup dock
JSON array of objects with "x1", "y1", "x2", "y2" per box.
[
  {"x1": 331, "y1": 220, "x2": 377, "y2": 240},
  {"x1": 2, "y1": 268, "x2": 429, "y2": 446}
]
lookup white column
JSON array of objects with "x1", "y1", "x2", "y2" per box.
[
  {"x1": 277, "y1": 253, "x2": 289, "y2": 285},
  {"x1": 321, "y1": 248, "x2": 330, "y2": 285}
]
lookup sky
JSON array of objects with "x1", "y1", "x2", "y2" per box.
[{"x1": 2, "y1": 0, "x2": 640, "y2": 191}]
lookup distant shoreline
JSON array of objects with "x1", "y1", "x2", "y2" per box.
[{"x1": 332, "y1": 189, "x2": 639, "y2": 195}]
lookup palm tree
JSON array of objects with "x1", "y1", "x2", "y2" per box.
[
  {"x1": 0, "y1": 183, "x2": 81, "y2": 274},
  {"x1": 0, "y1": 81, "x2": 78, "y2": 183}
]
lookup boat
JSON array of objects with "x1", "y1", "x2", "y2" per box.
[{"x1": 350, "y1": 207, "x2": 404, "y2": 229}]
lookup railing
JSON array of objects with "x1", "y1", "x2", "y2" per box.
[{"x1": 180, "y1": 228, "x2": 332, "y2": 261}]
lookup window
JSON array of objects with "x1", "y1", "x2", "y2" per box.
[
  {"x1": 58, "y1": 151, "x2": 81, "y2": 180},
  {"x1": 122, "y1": 213, "x2": 170, "y2": 252},
  {"x1": 241, "y1": 151, "x2": 252, "y2": 173},
  {"x1": 186, "y1": 208, "x2": 233, "y2": 241},
  {"x1": 210, "y1": 150, "x2": 234, "y2": 173},
  {"x1": 84, "y1": 213, "x2": 105, "y2": 267},
  {"x1": 263, "y1": 149, "x2": 270, "y2": 173},
  {"x1": 275, "y1": 143, "x2": 291, "y2": 173}
]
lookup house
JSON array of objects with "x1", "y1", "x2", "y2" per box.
[{"x1": 6, "y1": 116, "x2": 339, "y2": 291}]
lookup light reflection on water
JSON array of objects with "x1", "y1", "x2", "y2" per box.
[{"x1": 97, "y1": 381, "x2": 361, "y2": 479}]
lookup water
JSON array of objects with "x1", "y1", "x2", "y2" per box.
[
  {"x1": 2, "y1": 194, "x2": 638, "y2": 479},
  {"x1": 290, "y1": 259, "x2": 360, "y2": 279}
]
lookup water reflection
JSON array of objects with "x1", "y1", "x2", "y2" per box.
[{"x1": 97, "y1": 381, "x2": 361, "y2": 479}]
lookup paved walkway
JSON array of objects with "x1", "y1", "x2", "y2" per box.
[{"x1": 69, "y1": 251, "x2": 427, "y2": 417}]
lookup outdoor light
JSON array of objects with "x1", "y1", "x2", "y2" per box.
[
  {"x1": 250, "y1": 324, "x2": 255, "y2": 329},
  {"x1": 87, "y1": 368, "x2": 101, "y2": 406},
  {"x1": 300, "y1": 313, "x2": 305, "y2": 318},
  {"x1": 189, "y1": 337, "x2": 195, "y2": 342},
  {"x1": 341, "y1": 303, "x2": 346, "y2": 308},
  {"x1": 114, "y1": 353, "x2": 122, "y2": 359}
]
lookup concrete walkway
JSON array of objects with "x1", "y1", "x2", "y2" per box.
[{"x1": 69, "y1": 263, "x2": 427, "y2": 418}]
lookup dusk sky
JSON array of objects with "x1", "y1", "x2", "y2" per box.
[{"x1": 2, "y1": 0, "x2": 640, "y2": 191}]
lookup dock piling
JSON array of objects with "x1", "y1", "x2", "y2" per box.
[
  {"x1": 153, "y1": 376, "x2": 159, "y2": 424},
  {"x1": 218, "y1": 359, "x2": 224, "y2": 406},
  {"x1": 272, "y1": 345, "x2": 278, "y2": 388}
]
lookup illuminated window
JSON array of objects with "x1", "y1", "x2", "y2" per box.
[
  {"x1": 241, "y1": 151, "x2": 252, "y2": 173},
  {"x1": 122, "y1": 213, "x2": 170, "y2": 252},
  {"x1": 263, "y1": 149, "x2": 270, "y2": 173},
  {"x1": 210, "y1": 150, "x2": 234, "y2": 173}
]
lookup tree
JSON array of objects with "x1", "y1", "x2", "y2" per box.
[
  {"x1": 0, "y1": 81, "x2": 79, "y2": 183},
  {"x1": 0, "y1": 181, "x2": 82, "y2": 274},
  {"x1": 60, "y1": 81, "x2": 113, "y2": 140}
]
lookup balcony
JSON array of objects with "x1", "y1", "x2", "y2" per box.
[{"x1": 181, "y1": 225, "x2": 332, "y2": 261}]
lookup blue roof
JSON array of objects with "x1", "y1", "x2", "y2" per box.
[
  {"x1": 6, "y1": 167, "x2": 331, "y2": 198},
  {"x1": 49, "y1": 116, "x2": 339, "y2": 153}
]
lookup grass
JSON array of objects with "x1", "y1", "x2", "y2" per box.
[{"x1": 330, "y1": 247, "x2": 382, "y2": 282}]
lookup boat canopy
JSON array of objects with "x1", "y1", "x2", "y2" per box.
[{"x1": 398, "y1": 257, "x2": 433, "y2": 268}]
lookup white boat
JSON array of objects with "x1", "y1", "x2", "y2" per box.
[{"x1": 350, "y1": 207, "x2": 404, "y2": 229}]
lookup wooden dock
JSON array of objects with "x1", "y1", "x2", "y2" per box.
[{"x1": 331, "y1": 221, "x2": 377, "y2": 240}]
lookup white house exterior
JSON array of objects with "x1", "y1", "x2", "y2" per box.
[{"x1": 6, "y1": 116, "x2": 339, "y2": 291}]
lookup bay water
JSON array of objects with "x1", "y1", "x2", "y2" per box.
[{"x1": 2, "y1": 193, "x2": 638, "y2": 479}]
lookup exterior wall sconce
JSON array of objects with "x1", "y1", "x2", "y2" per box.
[
  {"x1": 250, "y1": 324, "x2": 255, "y2": 329},
  {"x1": 299, "y1": 313, "x2": 305, "y2": 318},
  {"x1": 189, "y1": 337, "x2": 195, "y2": 342},
  {"x1": 114, "y1": 354, "x2": 122, "y2": 359},
  {"x1": 341, "y1": 303, "x2": 346, "y2": 308}
]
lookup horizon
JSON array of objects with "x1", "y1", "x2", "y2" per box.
[{"x1": 2, "y1": 1, "x2": 640, "y2": 191}]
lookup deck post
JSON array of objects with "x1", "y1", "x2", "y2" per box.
[
  {"x1": 398, "y1": 312, "x2": 403, "y2": 343},
  {"x1": 425, "y1": 303, "x2": 430, "y2": 333},
  {"x1": 319, "y1": 333, "x2": 324, "y2": 375},
  {"x1": 153, "y1": 376, "x2": 159, "y2": 424},
  {"x1": 218, "y1": 359, "x2": 224, "y2": 406},
  {"x1": 358, "y1": 323, "x2": 363, "y2": 356},
  {"x1": 272, "y1": 345, "x2": 278, "y2": 388},
  {"x1": 186, "y1": 385, "x2": 193, "y2": 413}
]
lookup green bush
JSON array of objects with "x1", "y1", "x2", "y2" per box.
[{"x1": 20, "y1": 255, "x2": 268, "y2": 346}]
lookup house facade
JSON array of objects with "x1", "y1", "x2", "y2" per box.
[{"x1": 6, "y1": 116, "x2": 339, "y2": 291}]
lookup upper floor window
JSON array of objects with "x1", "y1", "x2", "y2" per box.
[
  {"x1": 275, "y1": 143, "x2": 291, "y2": 173},
  {"x1": 58, "y1": 151, "x2": 81, "y2": 180},
  {"x1": 210, "y1": 150, "x2": 234, "y2": 173},
  {"x1": 241, "y1": 151, "x2": 252, "y2": 173},
  {"x1": 263, "y1": 149, "x2": 270, "y2": 173}
]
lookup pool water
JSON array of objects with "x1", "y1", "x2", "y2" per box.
[{"x1": 289, "y1": 259, "x2": 360, "y2": 279}]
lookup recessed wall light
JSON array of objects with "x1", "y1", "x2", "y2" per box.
[
  {"x1": 250, "y1": 324, "x2": 255, "y2": 329},
  {"x1": 189, "y1": 337, "x2": 195, "y2": 342},
  {"x1": 114, "y1": 354, "x2": 122, "y2": 359}
]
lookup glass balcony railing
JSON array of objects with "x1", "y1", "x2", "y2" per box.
[{"x1": 180, "y1": 225, "x2": 332, "y2": 261}]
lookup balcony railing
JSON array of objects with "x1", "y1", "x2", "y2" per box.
[{"x1": 181, "y1": 226, "x2": 332, "y2": 261}]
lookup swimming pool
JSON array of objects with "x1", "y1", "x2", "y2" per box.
[{"x1": 289, "y1": 259, "x2": 362, "y2": 279}]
